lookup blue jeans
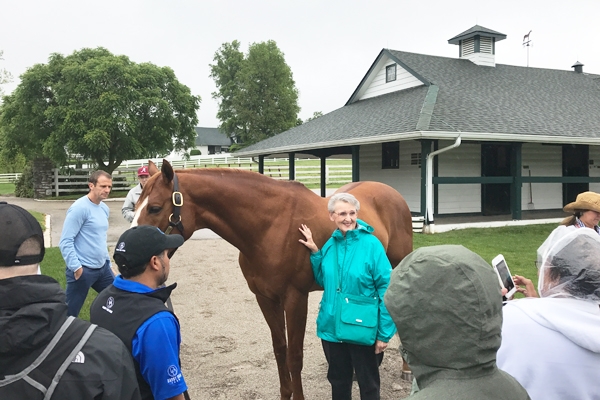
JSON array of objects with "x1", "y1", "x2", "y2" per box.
[{"x1": 66, "y1": 260, "x2": 114, "y2": 317}]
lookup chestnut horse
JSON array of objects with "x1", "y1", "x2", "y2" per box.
[{"x1": 133, "y1": 160, "x2": 413, "y2": 400}]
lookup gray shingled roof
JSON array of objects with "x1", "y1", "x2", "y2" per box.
[
  {"x1": 237, "y1": 49, "x2": 600, "y2": 157},
  {"x1": 447, "y1": 25, "x2": 507, "y2": 44},
  {"x1": 194, "y1": 127, "x2": 232, "y2": 146}
]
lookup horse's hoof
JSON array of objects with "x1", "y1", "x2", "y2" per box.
[{"x1": 401, "y1": 371, "x2": 413, "y2": 381}]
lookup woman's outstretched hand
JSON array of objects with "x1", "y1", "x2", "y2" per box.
[{"x1": 299, "y1": 224, "x2": 319, "y2": 253}]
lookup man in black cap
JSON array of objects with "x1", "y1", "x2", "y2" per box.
[
  {"x1": 0, "y1": 202, "x2": 140, "y2": 400},
  {"x1": 90, "y1": 225, "x2": 188, "y2": 400}
]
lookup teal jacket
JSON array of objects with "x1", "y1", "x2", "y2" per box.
[{"x1": 310, "y1": 219, "x2": 396, "y2": 343}]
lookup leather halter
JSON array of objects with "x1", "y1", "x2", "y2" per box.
[{"x1": 164, "y1": 172, "x2": 185, "y2": 237}]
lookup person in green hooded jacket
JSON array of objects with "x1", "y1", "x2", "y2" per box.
[
  {"x1": 299, "y1": 193, "x2": 396, "y2": 400},
  {"x1": 384, "y1": 245, "x2": 530, "y2": 400}
]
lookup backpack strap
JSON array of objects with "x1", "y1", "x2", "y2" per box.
[
  {"x1": 0, "y1": 316, "x2": 75, "y2": 388},
  {"x1": 0, "y1": 316, "x2": 97, "y2": 400},
  {"x1": 43, "y1": 323, "x2": 96, "y2": 399}
]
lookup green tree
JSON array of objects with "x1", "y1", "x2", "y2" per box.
[
  {"x1": 0, "y1": 47, "x2": 200, "y2": 174},
  {"x1": 210, "y1": 40, "x2": 299, "y2": 149},
  {"x1": 305, "y1": 111, "x2": 323, "y2": 123}
]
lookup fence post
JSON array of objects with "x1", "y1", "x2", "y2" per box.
[{"x1": 54, "y1": 168, "x2": 59, "y2": 197}]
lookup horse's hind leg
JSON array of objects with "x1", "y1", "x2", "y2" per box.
[
  {"x1": 283, "y1": 288, "x2": 308, "y2": 400},
  {"x1": 255, "y1": 293, "x2": 293, "y2": 400}
]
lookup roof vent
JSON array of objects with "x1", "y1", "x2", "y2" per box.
[
  {"x1": 572, "y1": 61, "x2": 584, "y2": 73},
  {"x1": 448, "y1": 25, "x2": 506, "y2": 67}
]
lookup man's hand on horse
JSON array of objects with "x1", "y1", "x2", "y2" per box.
[
  {"x1": 375, "y1": 340, "x2": 388, "y2": 354},
  {"x1": 299, "y1": 224, "x2": 319, "y2": 253}
]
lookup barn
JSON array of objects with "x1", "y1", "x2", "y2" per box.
[{"x1": 235, "y1": 25, "x2": 600, "y2": 231}]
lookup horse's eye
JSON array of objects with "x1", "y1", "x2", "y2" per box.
[{"x1": 148, "y1": 206, "x2": 162, "y2": 214}]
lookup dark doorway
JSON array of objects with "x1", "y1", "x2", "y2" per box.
[
  {"x1": 482, "y1": 144, "x2": 512, "y2": 215},
  {"x1": 562, "y1": 144, "x2": 589, "y2": 205}
]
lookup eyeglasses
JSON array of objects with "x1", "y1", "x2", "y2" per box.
[{"x1": 334, "y1": 211, "x2": 357, "y2": 218}]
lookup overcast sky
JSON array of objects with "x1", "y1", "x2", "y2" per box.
[{"x1": 2, "y1": 0, "x2": 599, "y2": 128}]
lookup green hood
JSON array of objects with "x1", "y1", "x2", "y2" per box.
[{"x1": 384, "y1": 245, "x2": 503, "y2": 387}]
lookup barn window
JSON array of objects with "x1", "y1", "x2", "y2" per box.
[
  {"x1": 382, "y1": 142, "x2": 399, "y2": 169},
  {"x1": 411, "y1": 153, "x2": 421, "y2": 167},
  {"x1": 386, "y1": 64, "x2": 397, "y2": 83}
]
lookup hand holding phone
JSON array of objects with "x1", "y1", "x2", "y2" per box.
[{"x1": 492, "y1": 254, "x2": 517, "y2": 299}]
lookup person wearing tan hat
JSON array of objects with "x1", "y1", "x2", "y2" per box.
[
  {"x1": 122, "y1": 166, "x2": 150, "y2": 223},
  {"x1": 561, "y1": 191, "x2": 600, "y2": 234}
]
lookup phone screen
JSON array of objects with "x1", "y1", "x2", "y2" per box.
[{"x1": 496, "y1": 259, "x2": 515, "y2": 291}]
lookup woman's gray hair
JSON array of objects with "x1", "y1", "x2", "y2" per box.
[{"x1": 328, "y1": 193, "x2": 360, "y2": 213}]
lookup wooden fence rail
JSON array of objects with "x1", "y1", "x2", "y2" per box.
[
  {"x1": 51, "y1": 165, "x2": 352, "y2": 196},
  {"x1": 0, "y1": 173, "x2": 22, "y2": 183}
]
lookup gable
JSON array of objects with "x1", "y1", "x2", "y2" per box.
[{"x1": 351, "y1": 53, "x2": 425, "y2": 103}]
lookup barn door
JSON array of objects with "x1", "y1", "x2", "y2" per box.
[
  {"x1": 482, "y1": 144, "x2": 511, "y2": 215},
  {"x1": 563, "y1": 144, "x2": 589, "y2": 205}
]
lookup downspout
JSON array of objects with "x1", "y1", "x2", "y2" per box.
[{"x1": 423, "y1": 135, "x2": 461, "y2": 234}]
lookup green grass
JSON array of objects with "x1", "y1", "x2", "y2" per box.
[
  {"x1": 0, "y1": 183, "x2": 15, "y2": 195},
  {"x1": 413, "y1": 223, "x2": 557, "y2": 297},
  {"x1": 40, "y1": 247, "x2": 97, "y2": 321},
  {"x1": 29, "y1": 210, "x2": 45, "y2": 230}
]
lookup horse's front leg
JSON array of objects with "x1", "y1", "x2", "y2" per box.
[
  {"x1": 255, "y1": 293, "x2": 293, "y2": 400},
  {"x1": 283, "y1": 288, "x2": 309, "y2": 400}
]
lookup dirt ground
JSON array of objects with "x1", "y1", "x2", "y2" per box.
[{"x1": 168, "y1": 238, "x2": 412, "y2": 399}]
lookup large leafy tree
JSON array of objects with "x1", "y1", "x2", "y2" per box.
[
  {"x1": 210, "y1": 40, "x2": 299, "y2": 148},
  {"x1": 0, "y1": 47, "x2": 200, "y2": 173}
]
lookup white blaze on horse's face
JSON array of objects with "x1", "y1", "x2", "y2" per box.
[{"x1": 131, "y1": 197, "x2": 148, "y2": 227}]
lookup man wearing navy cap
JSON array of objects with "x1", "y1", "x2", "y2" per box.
[
  {"x1": 122, "y1": 165, "x2": 150, "y2": 222},
  {"x1": 90, "y1": 225, "x2": 188, "y2": 400},
  {"x1": 0, "y1": 202, "x2": 140, "y2": 400}
]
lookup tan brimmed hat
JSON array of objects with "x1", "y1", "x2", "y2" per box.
[{"x1": 563, "y1": 191, "x2": 600, "y2": 213}]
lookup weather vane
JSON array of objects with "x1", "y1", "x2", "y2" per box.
[{"x1": 523, "y1": 30, "x2": 532, "y2": 67}]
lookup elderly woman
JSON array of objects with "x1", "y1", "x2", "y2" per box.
[
  {"x1": 497, "y1": 226, "x2": 600, "y2": 399},
  {"x1": 299, "y1": 193, "x2": 396, "y2": 400},
  {"x1": 561, "y1": 191, "x2": 600, "y2": 233}
]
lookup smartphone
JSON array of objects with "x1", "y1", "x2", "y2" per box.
[{"x1": 491, "y1": 254, "x2": 517, "y2": 299}]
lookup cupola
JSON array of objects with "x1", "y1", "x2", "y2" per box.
[{"x1": 448, "y1": 25, "x2": 507, "y2": 67}]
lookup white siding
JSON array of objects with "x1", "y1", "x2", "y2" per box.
[
  {"x1": 521, "y1": 143, "x2": 562, "y2": 210},
  {"x1": 359, "y1": 55, "x2": 423, "y2": 101},
  {"x1": 462, "y1": 52, "x2": 496, "y2": 67},
  {"x1": 360, "y1": 141, "x2": 422, "y2": 212},
  {"x1": 437, "y1": 142, "x2": 481, "y2": 214},
  {"x1": 590, "y1": 145, "x2": 600, "y2": 193}
]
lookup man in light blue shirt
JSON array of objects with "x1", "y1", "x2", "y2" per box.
[{"x1": 59, "y1": 170, "x2": 115, "y2": 317}]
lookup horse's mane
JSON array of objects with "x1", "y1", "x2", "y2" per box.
[{"x1": 176, "y1": 167, "x2": 311, "y2": 191}]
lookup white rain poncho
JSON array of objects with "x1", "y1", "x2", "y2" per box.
[{"x1": 536, "y1": 225, "x2": 600, "y2": 302}]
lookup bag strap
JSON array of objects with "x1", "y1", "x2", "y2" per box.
[
  {"x1": 43, "y1": 323, "x2": 97, "y2": 400},
  {"x1": 0, "y1": 316, "x2": 75, "y2": 388}
]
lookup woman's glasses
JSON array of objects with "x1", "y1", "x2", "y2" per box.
[{"x1": 334, "y1": 211, "x2": 357, "y2": 218}]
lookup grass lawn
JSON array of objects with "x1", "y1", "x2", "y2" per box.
[
  {"x1": 0, "y1": 183, "x2": 15, "y2": 195},
  {"x1": 38, "y1": 223, "x2": 556, "y2": 321},
  {"x1": 413, "y1": 223, "x2": 557, "y2": 297},
  {"x1": 41, "y1": 247, "x2": 97, "y2": 321}
]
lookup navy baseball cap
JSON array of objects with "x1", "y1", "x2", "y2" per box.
[{"x1": 0, "y1": 201, "x2": 45, "y2": 266}]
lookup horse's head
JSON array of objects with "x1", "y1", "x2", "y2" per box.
[{"x1": 132, "y1": 159, "x2": 194, "y2": 241}]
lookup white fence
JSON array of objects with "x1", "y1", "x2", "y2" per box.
[
  {"x1": 0, "y1": 173, "x2": 21, "y2": 183},
  {"x1": 51, "y1": 163, "x2": 352, "y2": 196}
]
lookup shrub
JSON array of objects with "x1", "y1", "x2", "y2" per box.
[
  {"x1": 14, "y1": 163, "x2": 34, "y2": 198},
  {"x1": 190, "y1": 149, "x2": 201, "y2": 156}
]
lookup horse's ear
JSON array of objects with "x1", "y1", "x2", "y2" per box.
[
  {"x1": 161, "y1": 159, "x2": 174, "y2": 184},
  {"x1": 148, "y1": 160, "x2": 159, "y2": 176}
]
